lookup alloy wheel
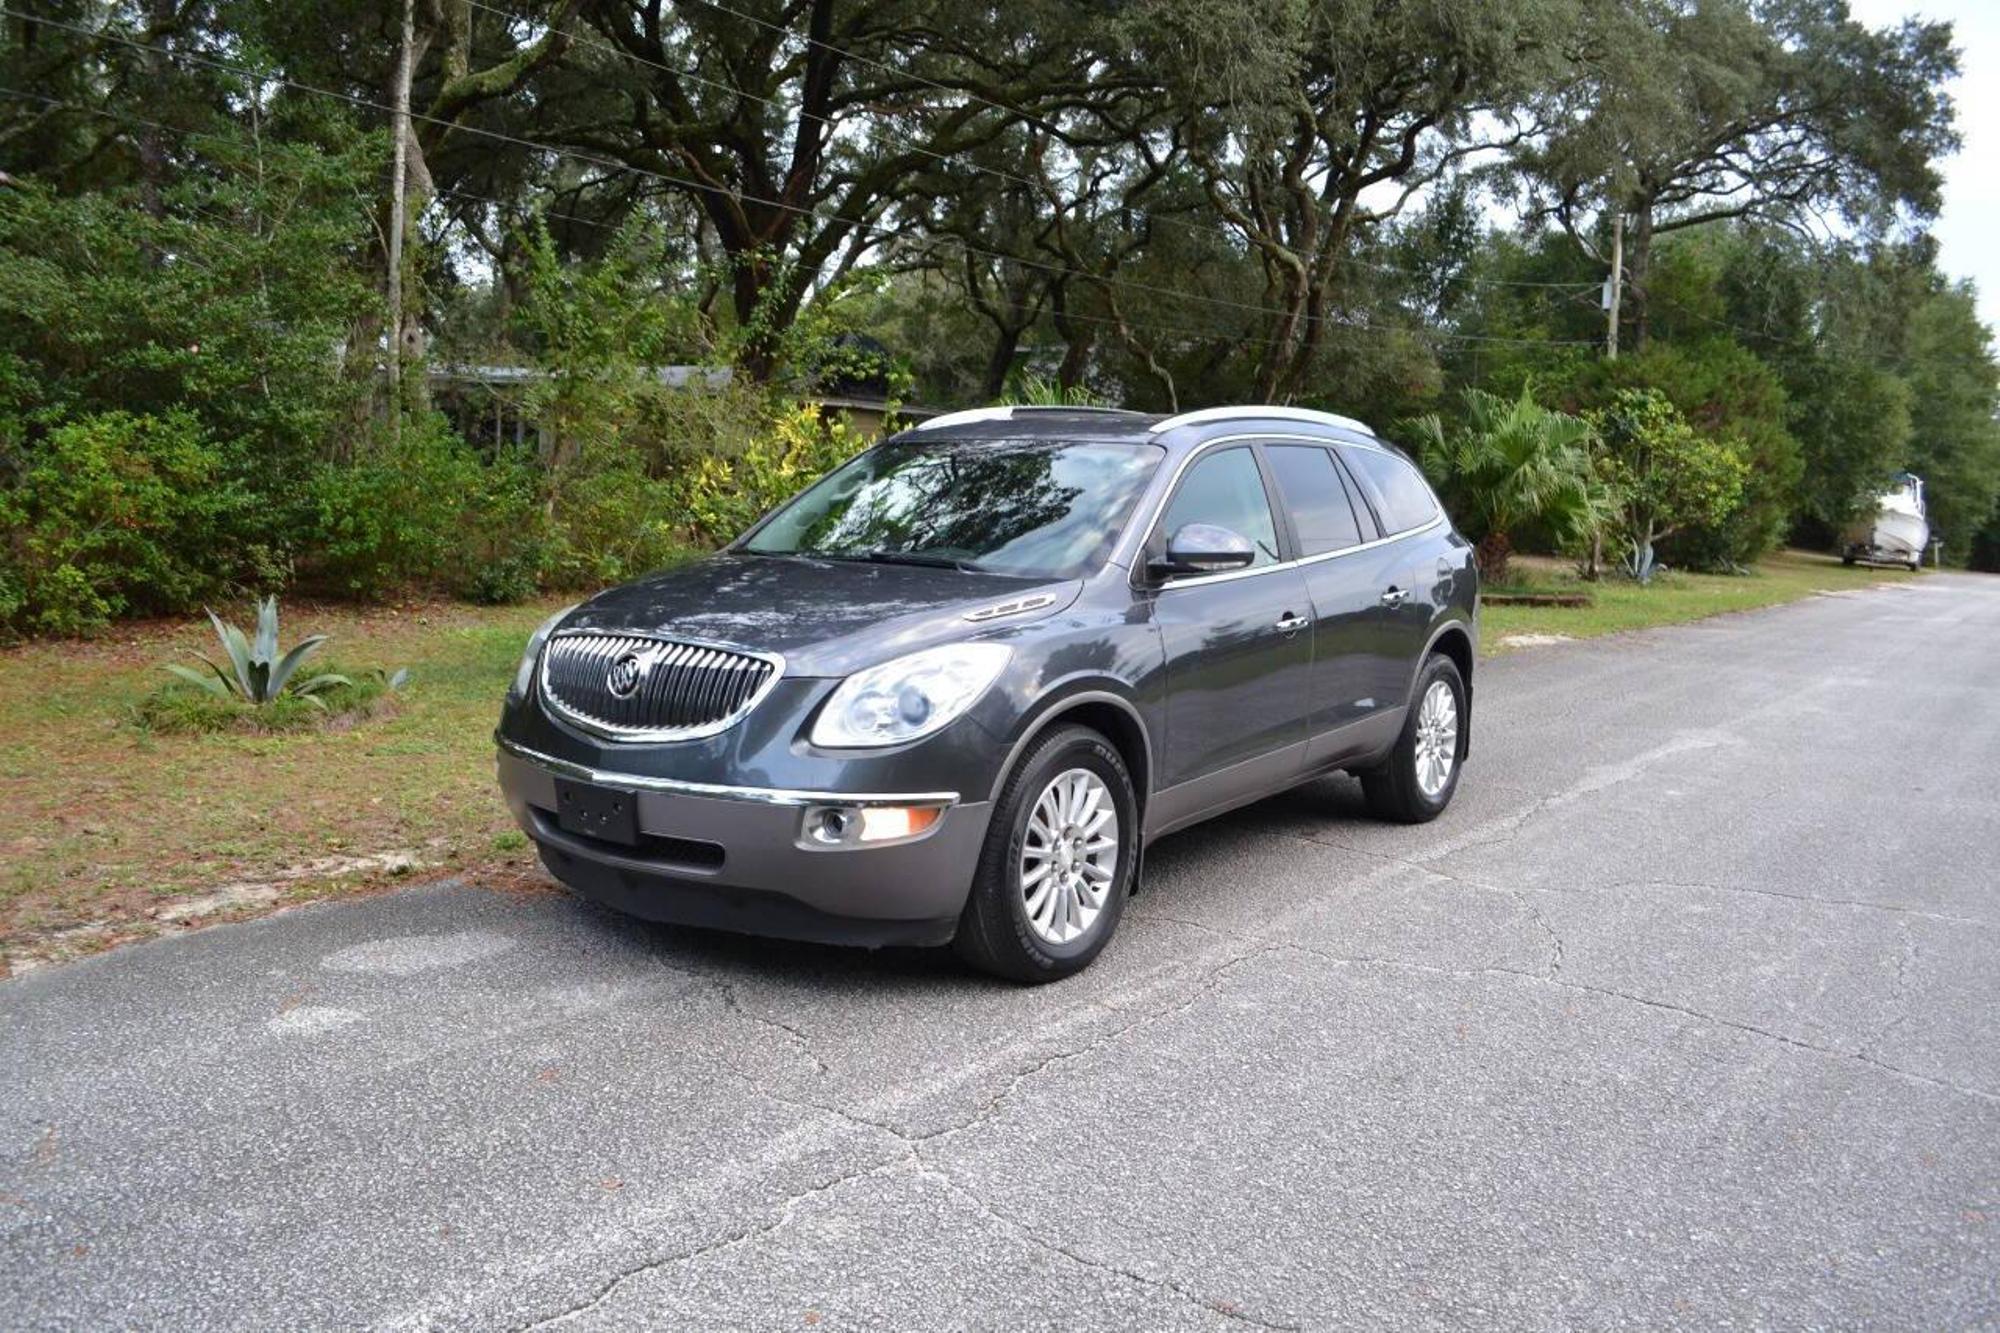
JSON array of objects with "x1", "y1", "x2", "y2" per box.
[
  {"x1": 1020, "y1": 767, "x2": 1119, "y2": 946},
  {"x1": 1413, "y1": 678, "x2": 1459, "y2": 798}
]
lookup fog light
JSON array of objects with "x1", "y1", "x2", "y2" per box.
[{"x1": 802, "y1": 803, "x2": 943, "y2": 847}]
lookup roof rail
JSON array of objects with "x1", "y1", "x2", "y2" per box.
[
  {"x1": 913, "y1": 405, "x2": 1016, "y2": 431},
  {"x1": 1149, "y1": 405, "x2": 1375, "y2": 437},
  {"x1": 913, "y1": 404, "x2": 1144, "y2": 432}
]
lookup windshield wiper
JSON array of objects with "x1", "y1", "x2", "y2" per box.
[
  {"x1": 798, "y1": 548, "x2": 992, "y2": 572},
  {"x1": 861, "y1": 549, "x2": 991, "y2": 573},
  {"x1": 807, "y1": 548, "x2": 990, "y2": 573}
]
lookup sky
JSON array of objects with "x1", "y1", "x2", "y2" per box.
[{"x1": 1848, "y1": 0, "x2": 1999, "y2": 333}]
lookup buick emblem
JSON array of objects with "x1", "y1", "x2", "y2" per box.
[{"x1": 607, "y1": 651, "x2": 647, "y2": 698}]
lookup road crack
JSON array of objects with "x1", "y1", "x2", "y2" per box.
[
  {"x1": 920, "y1": 1165, "x2": 1301, "y2": 1329},
  {"x1": 514, "y1": 1159, "x2": 908, "y2": 1330},
  {"x1": 1274, "y1": 942, "x2": 1996, "y2": 1108}
]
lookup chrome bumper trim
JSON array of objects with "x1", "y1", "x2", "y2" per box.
[{"x1": 495, "y1": 734, "x2": 959, "y2": 809}]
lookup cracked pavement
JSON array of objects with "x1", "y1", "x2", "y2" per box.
[{"x1": 5, "y1": 573, "x2": 1999, "y2": 1329}]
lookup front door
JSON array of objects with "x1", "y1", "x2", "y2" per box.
[{"x1": 1145, "y1": 446, "x2": 1313, "y2": 816}]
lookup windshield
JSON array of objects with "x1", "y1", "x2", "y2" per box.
[{"x1": 743, "y1": 438, "x2": 1165, "y2": 580}]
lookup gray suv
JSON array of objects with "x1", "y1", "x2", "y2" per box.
[{"x1": 497, "y1": 405, "x2": 1477, "y2": 981}]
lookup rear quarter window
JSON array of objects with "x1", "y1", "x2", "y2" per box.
[{"x1": 1338, "y1": 444, "x2": 1439, "y2": 535}]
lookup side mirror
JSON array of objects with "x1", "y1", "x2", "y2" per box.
[{"x1": 1151, "y1": 523, "x2": 1257, "y2": 579}]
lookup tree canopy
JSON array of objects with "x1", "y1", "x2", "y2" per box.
[{"x1": 2, "y1": 0, "x2": 1997, "y2": 635}]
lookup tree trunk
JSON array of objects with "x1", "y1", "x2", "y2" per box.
[
  {"x1": 728, "y1": 247, "x2": 797, "y2": 381},
  {"x1": 386, "y1": 0, "x2": 413, "y2": 436},
  {"x1": 1050, "y1": 284, "x2": 1094, "y2": 390},
  {"x1": 137, "y1": 0, "x2": 175, "y2": 221},
  {"x1": 980, "y1": 324, "x2": 1022, "y2": 401},
  {"x1": 1626, "y1": 203, "x2": 1655, "y2": 354},
  {"x1": 1475, "y1": 529, "x2": 1513, "y2": 586}
]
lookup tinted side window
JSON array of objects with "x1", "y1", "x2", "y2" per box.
[
  {"x1": 1158, "y1": 448, "x2": 1281, "y2": 567},
  {"x1": 1265, "y1": 445, "x2": 1365, "y2": 555},
  {"x1": 1339, "y1": 444, "x2": 1439, "y2": 534}
]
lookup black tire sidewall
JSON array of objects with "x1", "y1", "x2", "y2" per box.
[{"x1": 985, "y1": 729, "x2": 1137, "y2": 974}]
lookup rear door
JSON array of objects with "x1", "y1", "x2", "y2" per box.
[
  {"x1": 1144, "y1": 446, "x2": 1313, "y2": 808},
  {"x1": 1335, "y1": 440, "x2": 1447, "y2": 713},
  {"x1": 1259, "y1": 442, "x2": 1383, "y2": 763}
]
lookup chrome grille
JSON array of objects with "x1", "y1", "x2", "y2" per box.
[{"x1": 539, "y1": 632, "x2": 782, "y2": 741}]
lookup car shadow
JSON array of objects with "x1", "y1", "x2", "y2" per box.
[{"x1": 537, "y1": 771, "x2": 1377, "y2": 994}]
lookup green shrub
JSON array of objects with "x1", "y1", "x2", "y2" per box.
[
  {"x1": 444, "y1": 445, "x2": 549, "y2": 604},
  {"x1": 301, "y1": 418, "x2": 487, "y2": 598},
  {"x1": 541, "y1": 462, "x2": 693, "y2": 589},
  {"x1": 0, "y1": 410, "x2": 240, "y2": 636},
  {"x1": 674, "y1": 402, "x2": 867, "y2": 547},
  {"x1": 1589, "y1": 390, "x2": 1749, "y2": 582},
  {"x1": 460, "y1": 547, "x2": 544, "y2": 605}
]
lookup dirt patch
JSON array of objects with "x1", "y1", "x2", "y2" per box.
[{"x1": 1481, "y1": 592, "x2": 1593, "y2": 608}]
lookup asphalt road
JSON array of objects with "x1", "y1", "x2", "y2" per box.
[{"x1": 5, "y1": 575, "x2": 1998, "y2": 1330}]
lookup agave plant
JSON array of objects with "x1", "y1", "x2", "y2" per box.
[{"x1": 165, "y1": 597, "x2": 352, "y2": 707}]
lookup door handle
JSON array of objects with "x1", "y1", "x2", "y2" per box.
[
  {"x1": 1274, "y1": 612, "x2": 1309, "y2": 635},
  {"x1": 1380, "y1": 587, "x2": 1410, "y2": 608}
]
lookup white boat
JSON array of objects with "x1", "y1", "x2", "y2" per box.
[{"x1": 1842, "y1": 472, "x2": 1928, "y2": 569}]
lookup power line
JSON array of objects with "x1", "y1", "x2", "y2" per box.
[
  {"x1": 0, "y1": 83, "x2": 1577, "y2": 360},
  {"x1": 0, "y1": 6, "x2": 1342, "y2": 327},
  {"x1": 468, "y1": 0, "x2": 1600, "y2": 296},
  {"x1": 0, "y1": 53, "x2": 1594, "y2": 355}
]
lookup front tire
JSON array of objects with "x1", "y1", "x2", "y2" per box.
[
  {"x1": 1361, "y1": 654, "x2": 1467, "y2": 824},
  {"x1": 954, "y1": 725, "x2": 1137, "y2": 983}
]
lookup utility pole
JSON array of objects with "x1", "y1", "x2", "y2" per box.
[
  {"x1": 386, "y1": 0, "x2": 414, "y2": 443},
  {"x1": 1586, "y1": 208, "x2": 1626, "y2": 582},
  {"x1": 1605, "y1": 211, "x2": 1624, "y2": 361}
]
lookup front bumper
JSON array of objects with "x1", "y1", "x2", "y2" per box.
[{"x1": 496, "y1": 738, "x2": 992, "y2": 948}]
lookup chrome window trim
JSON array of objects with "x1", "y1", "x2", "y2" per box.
[
  {"x1": 538, "y1": 629, "x2": 786, "y2": 744},
  {"x1": 496, "y1": 735, "x2": 959, "y2": 808},
  {"x1": 1156, "y1": 515, "x2": 1445, "y2": 590},
  {"x1": 1122, "y1": 431, "x2": 1443, "y2": 589}
]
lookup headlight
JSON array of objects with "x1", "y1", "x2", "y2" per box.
[
  {"x1": 809, "y1": 643, "x2": 1011, "y2": 748},
  {"x1": 509, "y1": 606, "x2": 576, "y2": 702}
]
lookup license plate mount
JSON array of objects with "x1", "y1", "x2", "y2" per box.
[{"x1": 554, "y1": 780, "x2": 641, "y2": 846}]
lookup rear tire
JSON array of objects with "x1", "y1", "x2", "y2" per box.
[
  {"x1": 1361, "y1": 654, "x2": 1467, "y2": 824},
  {"x1": 953, "y1": 725, "x2": 1138, "y2": 984}
]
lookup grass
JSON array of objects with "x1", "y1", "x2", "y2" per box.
[
  {"x1": 0, "y1": 597, "x2": 569, "y2": 970},
  {"x1": 0, "y1": 547, "x2": 1932, "y2": 971},
  {"x1": 130, "y1": 662, "x2": 398, "y2": 734},
  {"x1": 1481, "y1": 548, "x2": 1925, "y2": 653}
]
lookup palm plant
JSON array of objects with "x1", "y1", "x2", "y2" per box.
[
  {"x1": 1412, "y1": 387, "x2": 1602, "y2": 585},
  {"x1": 165, "y1": 597, "x2": 351, "y2": 707},
  {"x1": 1005, "y1": 373, "x2": 1108, "y2": 408}
]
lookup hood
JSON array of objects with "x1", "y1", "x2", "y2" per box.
[{"x1": 563, "y1": 553, "x2": 1079, "y2": 677}]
